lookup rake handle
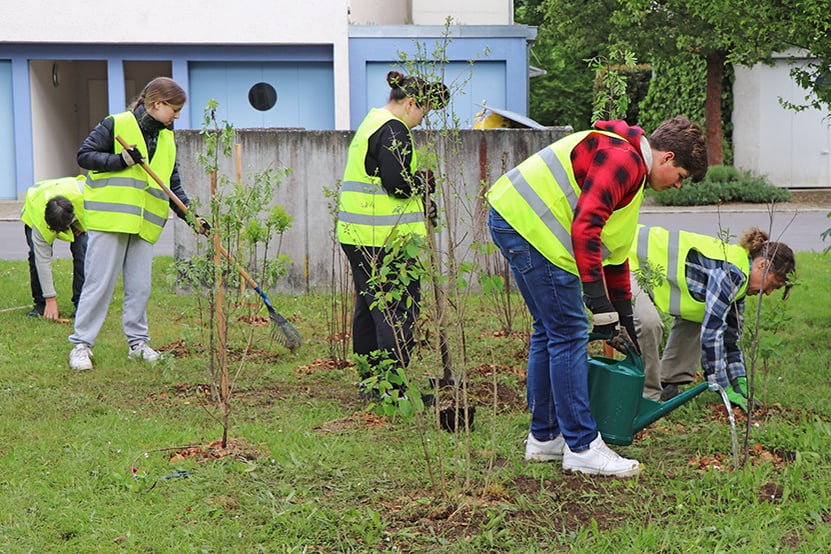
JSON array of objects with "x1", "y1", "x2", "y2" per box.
[{"x1": 115, "y1": 135, "x2": 262, "y2": 292}]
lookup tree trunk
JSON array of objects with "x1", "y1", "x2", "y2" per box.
[{"x1": 705, "y1": 51, "x2": 725, "y2": 166}]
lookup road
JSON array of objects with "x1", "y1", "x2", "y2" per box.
[
  {"x1": 0, "y1": 204, "x2": 828, "y2": 261},
  {"x1": 639, "y1": 204, "x2": 830, "y2": 254}
]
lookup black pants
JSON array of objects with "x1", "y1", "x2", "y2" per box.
[
  {"x1": 25, "y1": 224, "x2": 87, "y2": 314},
  {"x1": 341, "y1": 243, "x2": 420, "y2": 373}
]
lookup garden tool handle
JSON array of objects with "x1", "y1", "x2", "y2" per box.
[
  {"x1": 115, "y1": 135, "x2": 190, "y2": 216},
  {"x1": 115, "y1": 135, "x2": 260, "y2": 291}
]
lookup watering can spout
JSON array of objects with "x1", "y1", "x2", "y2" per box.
[{"x1": 631, "y1": 382, "x2": 709, "y2": 433}]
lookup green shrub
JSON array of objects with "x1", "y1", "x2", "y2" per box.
[
  {"x1": 705, "y1": 165, "x2": 740, "y2": 182},
  {"x1": 651, "y1": 167, "x2": 792, "y2": 206}
]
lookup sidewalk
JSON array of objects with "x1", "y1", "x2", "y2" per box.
[{"x1": 0, "y1": 200, "x2": 23, "y2": 221}]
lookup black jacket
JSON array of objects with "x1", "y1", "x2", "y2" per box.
[{"x1": 76, "y1": 104, "x2": 190, "y2": 219}]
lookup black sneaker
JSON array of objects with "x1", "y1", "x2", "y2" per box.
[
  {"x1": 420, "y1": 393, "x2": 435, "y2": 408},
  {"x1": 660, "y1": 383, "x2": 680, "y2": 402},
  {"x1": 26, "y1": 308, "x2": 42, "y2": 318}
]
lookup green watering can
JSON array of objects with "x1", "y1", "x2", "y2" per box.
[{"x1": 587, "y1": 334, "x2": 709, "y2": 446}]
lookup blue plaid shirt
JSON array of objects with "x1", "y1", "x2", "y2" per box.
[{"x1": 685, "y1": 250, "x2": 748, "y2": 389}]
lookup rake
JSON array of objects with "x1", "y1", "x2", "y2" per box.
[{"x1": 116, "y1": 136, "x2": 301, "y2": 350}]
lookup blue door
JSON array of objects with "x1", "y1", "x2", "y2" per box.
[
  {"x1": 0, "y1": 61, "x2": 16, "y2": 200},
  {"x1": 365, "y1": 61, "x2": 506, "y2": 129},
  {"x1": 189, "y1": 62, "x2": 334, "y2": 130}
]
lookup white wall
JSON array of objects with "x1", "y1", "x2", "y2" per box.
[
  {"x1": 733, "y1": 53, "x2": 831, "y2": 189},
  {"x1": 0, "y1": 0, "x2": 347, "y2": 44},
  {"x1": 412, "y1": 0, "x2": 513, "y2": 24},
  {"x1": 349, "y1": 0, "x2": 512, "y2": 25},
  {"x1": 29, "y1": 61, "x2": 81, "y2": 181},
  {"x1": 349, "y1": 0, "x2": 409, "y2": 24}
]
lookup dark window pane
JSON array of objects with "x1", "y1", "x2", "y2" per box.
[{"x1": 248, "y1": 82, "x2": 277, "y2": 111}]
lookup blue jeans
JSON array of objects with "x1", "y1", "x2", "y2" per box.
[{"x1": 488, "y1": 208, "x2": 596, "y2": 452}]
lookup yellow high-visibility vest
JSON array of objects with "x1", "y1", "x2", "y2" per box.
[
  {"x1": 629, "y1": 225, "x2": 750, "y2": 322},
  {"x1": 84, "y1": 111, "x2": 175, "y2": 244},
  {"x1": 337, "y1": 108, "x2": 424, "y2": 247},
  {"x1": 486, "y1": 130, "x2": 644, "y2": 275},
  {"x1": 21, "y1": 175, "x2": 87, "y2": 244}
]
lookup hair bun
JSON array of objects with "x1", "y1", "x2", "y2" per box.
[{"x1": 386, "y1": 71, "x2": 404, "y2": 88}]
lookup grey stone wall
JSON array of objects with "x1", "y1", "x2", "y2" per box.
[{"x1": 173, "y1": 127, "x2": 572, "y2": 294}]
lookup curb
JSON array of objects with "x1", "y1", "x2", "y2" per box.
[
  {"x1": 1, "y1": 201, "x2": 828, "y2": 221},
  {"x1": 640, "y1": 203, "x2": 828, "y2": 214}
]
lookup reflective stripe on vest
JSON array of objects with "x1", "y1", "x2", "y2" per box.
[
  {"x1": 337, "y1": 108, "x2": 424, "y2": 247},
  {"x1": 629, "y1": 225, "x2": 750, "y2": 321},
  {"x1": 21, "y1": 175, "x2": 87, "y2": 244},
  {"x1": 486, "y1": 130, "x2": 645, "y2": 275},
  {"x1": 84, "y1": 111, "x2": 175, "y2": 244}
]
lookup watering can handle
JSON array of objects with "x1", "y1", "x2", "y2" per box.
[{"x1": 588, "y1": 332, "x2": 644, "y2": 371}]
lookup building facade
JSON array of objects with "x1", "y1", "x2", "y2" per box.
[{"x1": 0, "y1": 0, "x2": 535, "y2": 199}]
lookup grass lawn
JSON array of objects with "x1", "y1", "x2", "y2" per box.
[{"x1": 0, "y1": 252, "x2": 830, "y2": 552}]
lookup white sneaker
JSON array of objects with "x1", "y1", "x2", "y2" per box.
[
  {"x1": 525, "y1": 433, "x2": 565, "y2": 461},
  {"x1": 69, "y1": 344, "x2": 93, "y2": 371},
  {"x1": 128, "y1": 341, "x2": 159, "y2": 363},
  {"x1": 562, "y1": 434, "x2": 640, "y2": 477}
]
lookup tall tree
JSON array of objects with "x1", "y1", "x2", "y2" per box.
[
  {"x1": 694, "y1": 0, "x2": 831, "y2": 112},
  {"x1": 540, "y1": 0, "x2": 792, "y2": 166},
  {"x1": 515, "y1": 0, "x2": 595, "y2": 128}
]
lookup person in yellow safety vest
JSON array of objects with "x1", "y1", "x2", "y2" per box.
[
  {"x1": 337, "y1": 70, "x2": 447, "y2": 401},
  {"x1": 68, "y1": 77, "x2": 209, "y2": 371},
  {"x1": 629, "y1": 225, "x2": 795, "y2": 411},
  {"x1": 487, "y1": 116, "x2": 708, "y2": 478},
  {"x1": 21, "y1": 175, "x2": 88, "y2": 320}
]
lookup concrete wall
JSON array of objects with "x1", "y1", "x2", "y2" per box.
[{"x1": 174, "y1": 127, "x2": 571, "y2": 294}]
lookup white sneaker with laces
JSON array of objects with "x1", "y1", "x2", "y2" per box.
[
  {"x1": 69, "y1": 344, "x2": 93, "y2": 371},
  {"x1": 525, "y1": 433, "x2": 565, "y2": 461},
  {"x1": 128, "y1": 341, "x2": 159, "y2": 363},
  {"x1": 562, "y1": 434, "x2": 640, "y2": 477}
]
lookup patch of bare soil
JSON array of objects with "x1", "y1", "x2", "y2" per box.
[
  {"x1": 381, "y1": 473, "x2": 636, "y2": 547},
  {"x1": 157, "y1": 338, "x2": 287, "y2": 364},
  {"x1": 789, "y1": 189, "x2": 831, "y2": 207},
  {"x1": 465, "y1": 363, "x2": 526, "y2": 413},
  {"x1": 168, "y1": 438, "x2": 265, "y2": 463}
]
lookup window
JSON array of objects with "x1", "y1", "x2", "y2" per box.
[{"x1": 248, "y1": 82, "x2": 277, "y2": 111}]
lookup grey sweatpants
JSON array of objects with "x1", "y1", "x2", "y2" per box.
[
  {"x1": 69, "y1": 231, "x2": 154, "y2": 348},
  {"x1": 631, "y1": 275, "x2": 702, "y2": 400}
]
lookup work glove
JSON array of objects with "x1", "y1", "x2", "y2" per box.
[
  {"x1": 414, "y1": 169, "x2": 436, "y2": 194},
  {"x1": 726, "y1": 376, "x2": 760, "y2": 412},
  {"x1": 724, "y1": 385, "x2": 748, "y2": 412},
  {"x1": 192, "y1": 215, "x2": 211, "y2": 236},
  {"x1": 426, "y1": 199, "x2": 438, "y2": 228},
  {"x1": 584, "y1": 281, "x2": 639, "y2": 355},
  {"x1": 120, "y1": 146, "x2": 144, "y2": 167},
  {"x1": 612, "y1": 299, "x2": 640, "y2": 356}
]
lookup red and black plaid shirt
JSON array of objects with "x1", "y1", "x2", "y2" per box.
[{"x1": 570, "y1": 120, "x2": 648, "y2": 301}]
